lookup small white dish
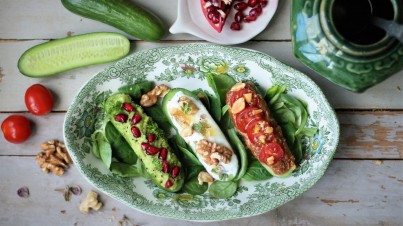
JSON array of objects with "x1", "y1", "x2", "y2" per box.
[{"x1": 170, "y1": 0, "x2": 279, "y2": 45}]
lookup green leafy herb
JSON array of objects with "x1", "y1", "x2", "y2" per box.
[
  {"x1": 105, "y1": 121, "x2": 137, "y2": 164},
  {"x1": 265, "y1": 85, "x2": 318, "y2": 163},
  {"x1": 182, "y1": 177, "x2": 208, "y2": 195},
  {"x1": 143, "y1": 104, "x2": 171, "y2": 134},
  {"x1": 118, "y1": 81, "x2": 154, "y2": 99},
  {"x1": 180, "y1": 101, "x2": 192, "y2": 115},
  {"x1": 227, "y1": 128, "x2": 248, "y2": 181},
  {"x1": 209, "y1": 181, "x2": 238, "y2": 199},
  {"x1": 110, "y1": 162, "x2": 139, "y2": 177},
  {"x1": 91, "y1": 130, "x2": 112, "y2": 168},
  {"x1": 242, "y1": 159, "x2": 272, "y2": 181}
]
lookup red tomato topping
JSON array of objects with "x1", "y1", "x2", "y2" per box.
[
  {"x1": 259, "y1": 142, "x2": 285, "y2": 165},
  {"x1": 246, "y1": 119, "x2": 274, "y2": 145},
  {"x1": 235, "y1": 107, "x2": 264, "y2": 133}
]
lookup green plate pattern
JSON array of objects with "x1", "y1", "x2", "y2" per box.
[{"x1": 63, "y1": 44, "x2": 339, "y2": 221}]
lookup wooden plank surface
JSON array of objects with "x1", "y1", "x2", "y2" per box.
[
  {"x1": 0, "y1": 157, "x2": 401, "y2": 226},
  {"x1": 1, "y1": 41, "x2": 402, "y2": 111},
  {"x1": 0, "y1": 0, "x2": 402, "y2": 225},
  {"x1": 0, "y1": 0, "x2": 291, "y2": 41},
  {"x1": 1, "y1": 111, "x2": 402, "y2": 159}
]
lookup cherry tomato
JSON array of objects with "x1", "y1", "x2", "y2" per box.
[
  {"x1": 259, "y1": 142, "x2": 284, "y2": 165},
  {"x1": 235, "y1": 107, "x2": 264, "y2": 133},
  {"x1": 1, "y1": 115, "x2": 31, "y2": 144},
  {"x1": 246, "y1": 119, "x2": 274, "y2": 145},
  {"x1": 25, "y1": 84, "x2": 54, "y2": 115}
]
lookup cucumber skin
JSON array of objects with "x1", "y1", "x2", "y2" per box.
[
  {"x1": 61, "y1": 0, "x2": 165, "y2": 41},
  {"x1": 105, "y1": 93, "x2": 184, "y2": 192},
  {"x1": 18, "y1": 32, "x2": 130, "y2": 77}
]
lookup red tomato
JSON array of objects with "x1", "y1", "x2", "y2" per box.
[
  {"x1": 1, "y1": 115, "x2": 31, "y2": 144},
  {"x1": 246, "y1": 119, "x2": 274, "y2": 145},
  {"x1": 235, "y1": 107, "x2": 264, "y2": 133},
  {"x1": 25, "y1": 84, "x2": 54, "y2": 115},
  {"x1": 259, "y1": 143, "x2": 284, "y2": 164}
]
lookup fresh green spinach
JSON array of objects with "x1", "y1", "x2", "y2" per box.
[
  {"x1": 118, "y1": 81, "x2": 154, "y2": 99},
  {"x1": 110, "y1": 162, "x2": 139, "y2": 177},
  {"x1": 209, "y1": 181, "x2": 238, "y2": 199}
]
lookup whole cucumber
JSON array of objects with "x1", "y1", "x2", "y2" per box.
[{"x1": 61, "y1": 0, "x2": 165, "y2": 41}]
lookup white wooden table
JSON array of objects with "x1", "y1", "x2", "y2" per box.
[{"x1": 0, "y1": 1, "x2": 402, "y2": 225}]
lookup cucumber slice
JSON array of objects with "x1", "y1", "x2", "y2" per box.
[{"x1": 18, "y1": 32, "x2": 130, "y2": 77}]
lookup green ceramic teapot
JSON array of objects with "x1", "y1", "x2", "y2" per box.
[{"x1": 291, "y1": 0, "x2": 403, "y2": 92}]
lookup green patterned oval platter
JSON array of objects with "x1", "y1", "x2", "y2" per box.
[{"x1": 63, "y1": 44, "x2": 339, "y2": 221}]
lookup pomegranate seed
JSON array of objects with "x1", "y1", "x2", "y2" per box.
[
  {"x1": 147, "y1": 133, "x2": 156, "y2": 143},
  {"x1": 114, "y1": 114, "x2": 128, "y2": 123},
  {"x1": 131, "y1": 113, "x2": 142, "y2": 124},
  {"x1": 162, "y1": 160, "x2": 170, "y2": 173},
  {"x1": 146, "y1": 146, "x2": 160, "y2": 155},
  {"x1": 211, "y1": 13, "x2": 221, "y2": 24},
  {"x1": 131, "y1": 126, "x2": 141, "y2": 138},
  {"x1": 141, "y1": 142, "x2": 150, "y2": 150},
  {"x1": 171, "y1": 166, "x2": 180, "y2": 178},
  {"x1": 249, "y1": 6, "x2": 262, "y2": 17},
  {"x1": 244, "y1": 15, "x2": 257, "y2": 22},
  {"x1": 206, "y1": 5, "x2": 215, "y2": 13},
  {"x1": 208, "y1": 11, "x2": 215, "y2": 20},
  {"x1": 260, "y1": 0, "x2": 268, "y2": 7},
  {"x1": 122, "y1": 102, "x2": 134, "y2": 112},
  {"x1": 235, "y1": 11, "x2": 244, "y2": 23},
  {"x1": 165, "y1": 180, "x2": 173, "y2": 188},
  {"x1": 248, "y1": 0, "x2": 258, "y2": 7},
  {"x1": 230, "y1": 22, "x2": 241, "y2": 30},
  {"x1": 234, "y1": 2, "x2": 248, "y2": 11},
  {"x1": 159, "y1": 148, "x2": 168, "y2": 160}
]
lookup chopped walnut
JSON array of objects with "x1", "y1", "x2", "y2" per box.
[
  {"x1": 231, "y1": 97, "x2": 245, "y2": 114},
  {"x1": 79, "y1": 191, "x2": 103, "y2": 214},
  {"x1": 140, "y1": 84, "x2": 170, "y2": 107},
  {"x1": 36, "y1": 140, "x2": 73, "y2": 176},
  {"x1": 196, "y1": 139, "x2": 233, "y2": 166},
  {"x1": 230, "y1": 82, "x2": 245, "y2": 92},
  {"x1": 198, "y1": 171, "x2": 215, "y2": 185}
]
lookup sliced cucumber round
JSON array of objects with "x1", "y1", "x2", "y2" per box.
[{"x1": 18, "y1": 32, "x2": 130, "y2": 77}]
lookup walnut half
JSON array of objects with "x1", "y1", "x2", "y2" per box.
[
  {"x1": 140, "y1": 84, "x2": 170, "y2": 107},
  {"x1": 195, "y1": 139, "x2": 233, "y2": 166},
  {"x1": 36, "y1": 140, "x2": 73, "y2": 176}
]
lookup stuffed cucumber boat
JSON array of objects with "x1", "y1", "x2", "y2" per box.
[
  {"x1": 162, "y1": 88, "x2": 239, "y2": 181},
  {"x1": 104, "y1": 93, "x2": 185, "y2": 192}
]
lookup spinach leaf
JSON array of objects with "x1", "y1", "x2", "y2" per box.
[
  {"x1": 192, "y1": 89, "x2": 210, "y2": 109},
  {"x1": 110, "y1": 162, "x2": 139, "y2": 177},
  {"x1": 105, "y1": 121, "x2": 137, "y2": 164},
  {"x1": 98, "y1": 132, "x2": 112, "y2": 169},
  {"x1": 182, "y1": 177, "x2": 208, "y2": 195},
  {"x1": 118, "y1": 81, "x2": 153, "y2": 99},
  {"x1": 242, "y1": 159, "x2": 272, "y2": 181},
  {"x1": 210, "y1": 74, "x2": 236, "y2": 104},
  {"x1": 136, "y1": 158, "x2": 151, "y2": 179},
  {"x1": 227, "y1": 129, "x2": 248, "y2": 181},
  {"x1": 178, "y1": 146, "x2": 202, "y2": 166},
  {"x1": 143, "y1": 104, "x2": 172, "y2": 135},
  {"x1": 90, "y1": 130, "x2": 102, "y2": 159},
  {"x1": 209, "y1": 181, "x2": 238, "y2": 199}
]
